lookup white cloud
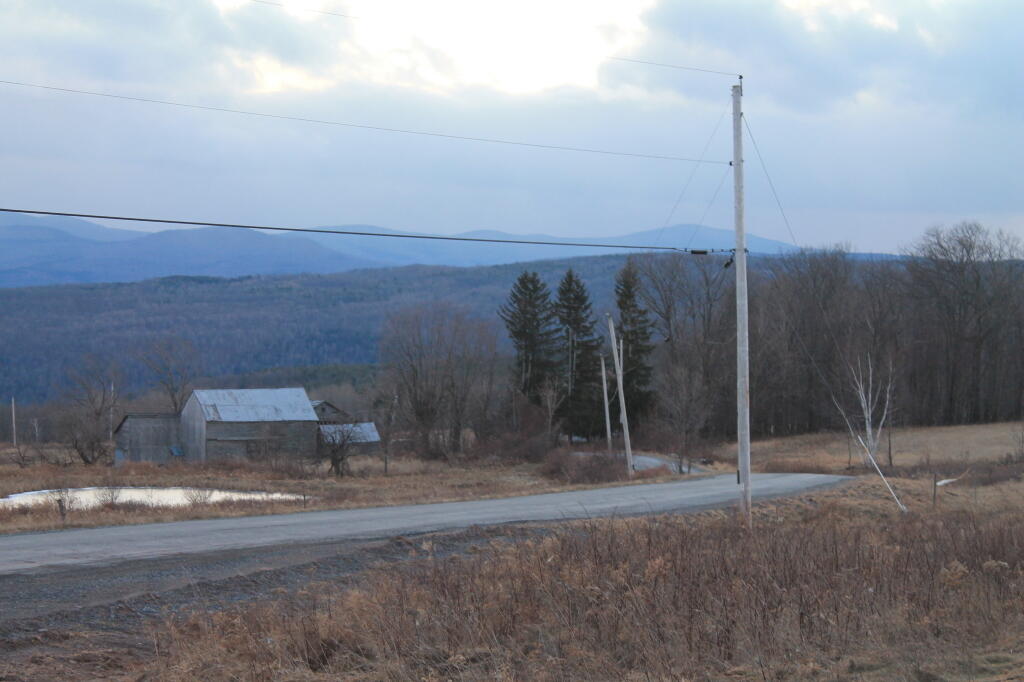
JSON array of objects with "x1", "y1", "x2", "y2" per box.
[
  {"x1": 779, "y1": 0, "x2": 899, "y2": 32},
  {"x1": 214, "y1": 0, "x2": 656, "y2": 96}
]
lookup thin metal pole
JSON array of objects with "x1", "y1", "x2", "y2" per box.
[
  {"x1": 732, "y1": 81, "x2": 752, "y2": 521},
  {"x1": 607, "y1": 315, "x2": 634, "y2": 476},
  {"x1": 600, "y1": 356, "x2": 613, "y2": 454}
]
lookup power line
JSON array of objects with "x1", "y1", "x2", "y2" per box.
[
  {"x1": 608, "y1": 57, "x2": 740, "y2": 78},
  {"x1": 239, "y1": 1, "x2": 739, "y2": 78},
  {"x1": 744, "y1": 115, "x2": 799, "y2": 247},
  {"x1": 0, "y1": 80, "x2": 728, "y2": 165},
  {"x1": 0, "y1": 208, "x2": 734, "y2": 254},
  {"x1": 686, "y1": 163, "x2": 732, "y2": 249},
  {"x1": 652, "y1": 104, "x2": 729, "y2": 246},
  {"x1": 0, "y1": 79, "x2": 728, "y2": 165}
]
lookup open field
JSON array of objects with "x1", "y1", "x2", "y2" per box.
[
  {"x1": 44, "y1": 474, "x2": 1024, "y2": 681},
  {"x1": 2, "y1": 448, "x2": 1023, "y2": 679},
  {"x1": 3, "y1": 420, "x2": 1020, "y2": 535},
  {"x1": 720, "y1": 421, "x2": 1024, "y2": 475},
  {"x1": 0, "y1": 449, "x2": 681, "y2": 535}
]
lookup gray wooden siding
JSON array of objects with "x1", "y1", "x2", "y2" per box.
[
  {"x1": 115, "y1": 415, "x2": 180, "y2": 464},
  {"x1": 180, "y1": 394, "x2": 207, "y2": 462}
]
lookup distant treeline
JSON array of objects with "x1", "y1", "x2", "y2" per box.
[
  {"x1": 3, "y1": 222, "x2": 1022, "y2": 447},
  {"x1": 0, "y1": 258, "x2": 623, "y2": 404}
]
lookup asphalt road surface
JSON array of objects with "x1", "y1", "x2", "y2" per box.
[{"x1": 1, "y1": 473, "x2": 847, "y2": 575}]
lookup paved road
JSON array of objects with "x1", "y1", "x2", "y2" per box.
[{"x1": 0, "y1": 473, "x2": 847, "y2": 575}]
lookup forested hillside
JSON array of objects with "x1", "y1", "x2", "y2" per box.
[
  {"x1": 4, "y1": 223, "x2": 1022, "y2": 445},
  {"x1": 0, "y1": 255, "x2": 627, "y2": 402}
]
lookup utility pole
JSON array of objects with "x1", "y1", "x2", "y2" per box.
[
  {"x1": 600, "y1": 356, "x2": 612, "y2": 454},
  {"x1": 108, "y1": 380, "x2": 116, "y2": 442},
  {"x1": 607, "y1": 315, "x2": 634, "y2": 476},
  {"x1": 10, "y1": 397, "x2": 16, "y2": 449},
  {"x1": 732, "y1": 80, "x2": 752, "y2": 522}
]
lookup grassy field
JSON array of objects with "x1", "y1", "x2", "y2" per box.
[
  {"x1": 5, "y1": 422, "x2": 1024, "y2": 679},
  {"x1": 3, "y1": 420, "x2": 1021, "y2": 535},
  {"x1": 0, "y1": 448, "x2": 678, "y2": 534},
  {"x1": 137, "y1": 474, "x2": 1024, "y2": 680},
  {"x1": 720, "y1": 421, "x2": 1024, "y2": 474}
]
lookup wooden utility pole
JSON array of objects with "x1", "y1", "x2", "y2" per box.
[
  {"x1": 600, "y1": 356, "x2": 612, "y2": 454},
  {"x1": 607, "y1": 315, "x2": 634, "y2": 476},
  {"x1": 732, "y1": 81, "x2": 752, "y2": 521},
  {"x1": 10, "y1": 397, "x2": 16, "y2": 448}
]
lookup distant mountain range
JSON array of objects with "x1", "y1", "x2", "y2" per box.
[{"x1": 0, "y1": 211, "x2": 796, "y2": 288}]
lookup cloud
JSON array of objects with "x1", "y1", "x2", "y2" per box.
[{"x1": 0, "y1": 0, "x2": 1020, "y2": 252}]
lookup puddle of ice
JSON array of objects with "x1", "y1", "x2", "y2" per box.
[{"x1": 0, "y1": 487, "x2": 305, "y2": 510}]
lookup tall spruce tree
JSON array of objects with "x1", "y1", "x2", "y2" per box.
[
  {"x1": 499, "y1": 271, "x2": 559, "y2": 403},
  {"x1": 615, "y1": 261, "x2": 655, "y2": 420},
  {"x1": 554, "y1": 269, "x2": 603, "y2": 438}
]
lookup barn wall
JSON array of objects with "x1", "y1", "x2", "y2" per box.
[
  {"x1": 180, "y1": 395, "x2": 207, "y2": 462},
  {"x1": 114, "y1": 415, "x2": 180, "y2": 464},
  {"x1": 205, "y1": 421, "x2": 317, "y2": 461}
]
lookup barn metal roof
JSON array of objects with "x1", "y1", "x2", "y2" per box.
[
  {"x1": 190, "y1": 388, "x2": 318, "y2": 423},
  {"x1": 319, "y1": 422, "x2": 381, "y2": 444}
]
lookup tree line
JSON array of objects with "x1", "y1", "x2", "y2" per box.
[
  {"x1": 377, "y1": 222, "x2": 1024, "y2": 458},
  {"x1": 6, "y1": 222, "x2": 1022, "y2": 464}
]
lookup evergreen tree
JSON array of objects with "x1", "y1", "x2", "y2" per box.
[
  {"x1": 554, "y1": 269, "x2": 603, "y2": 438},
  {"x1": 615, "y1": 261, "x2": 655, "y2": 420},
  {"x1": 498, "y1": 271, "x2": 559, "y2": 403}
]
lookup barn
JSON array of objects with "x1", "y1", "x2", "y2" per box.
[{"x1": 180, "y1": 388, "x2": 319, "y2": 462}]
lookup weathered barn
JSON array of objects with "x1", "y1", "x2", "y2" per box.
[
  {"x1": 318, "y1": 422, "x2": 381, "y2": 455},
  {"x1": 114, "y1": 414, "x2": 182, "y2": 464},
  {"x1": 180, "y1": 388, "x2": 319, "y2": 462}
]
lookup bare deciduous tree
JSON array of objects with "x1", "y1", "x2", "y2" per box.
[
  {"x1": 537, "y1": 377, "x2": 568, "y2": 446},
  {"x1": 318, "y1": 423, "x2": 358, "y2": 477},
  {"x1": 59, "y1": 355, "x2": 122, "y2": 465},
  {"x1": 381, "y1": 305, "x2": 500, "y2": 459},
  {"x1": 139, "y1": 336, "x2": 201, "y2": 413}
]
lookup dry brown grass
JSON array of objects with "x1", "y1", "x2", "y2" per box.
[
  {"x1": 0, "y1": 451, "x2": 685, "y2": 535},
  {"x1": 141, "y1": 491, "x2": 1024, "y2": 681},
  {"x1": 713, "y1": 421, "x2": 1024, "y2": 475}
]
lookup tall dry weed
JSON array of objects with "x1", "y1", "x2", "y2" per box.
[{"x1": 151, "y1": 510, "x2": 1024, "y2": 680}]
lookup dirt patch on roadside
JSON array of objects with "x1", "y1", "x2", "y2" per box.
[{"x1": 0, "y1": 524, "x2": 542, "y2": 681}]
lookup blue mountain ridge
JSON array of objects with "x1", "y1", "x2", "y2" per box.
[{"x1": 0, "y1": 212, "x2": 797, "y2": 288}]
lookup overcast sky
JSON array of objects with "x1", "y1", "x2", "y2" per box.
[{"x1": 1, "y1": 0, "x2": 1021, "y2": 252}]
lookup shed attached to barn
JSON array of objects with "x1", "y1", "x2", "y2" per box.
[
  {"x1": 180, "y1": 388, "x2": 319, "y2": 462},
  {"x1": 318, "y1": 421, "x2": 381, "y2": 455},
  {"x1": 114, "y1": 414, "x2": 182, "y2": 464}
]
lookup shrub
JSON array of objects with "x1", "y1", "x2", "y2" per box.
[{"x1": 541, "y1": 449, "x2": 628, "y2": 484}]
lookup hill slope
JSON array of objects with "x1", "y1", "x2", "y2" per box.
[
  {"x1": 0, "y1": 225, "x2": 379, "y2": 287},
  {"x1": 0, "y1": 254, "x2": 637, "y2": 401}
]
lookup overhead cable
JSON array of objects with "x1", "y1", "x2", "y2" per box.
[
  {"x1": 0, "y1": 208, "x2": 734, "y2": 254},
  {"x1": 744, "y1": 115, "x2": 800, "y2": 246},
  {"x1": 652, "y1": 104, "x2": 729, "y2": 246},
  {"x1": 608, "y1": 57, "x2": 740, "y2": 78},
  {"x1": 0, "y1": 80, "x2": 728, "y2": 164}
]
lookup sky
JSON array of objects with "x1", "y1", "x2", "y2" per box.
[{"x1": 1, "y1": 0, "x2": 1021, "y2": 253}]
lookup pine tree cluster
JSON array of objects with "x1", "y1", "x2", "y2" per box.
[{"x1": 499, "y1": 263, "x2": 655, "y2": 442}]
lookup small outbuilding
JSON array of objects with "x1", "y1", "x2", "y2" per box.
[
  {"x1": 311, "y1": 400, "x2": 351, "y2": 424},
  {"x1": 318, "y1": 422, "x2": 382, "y2": 455}
]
